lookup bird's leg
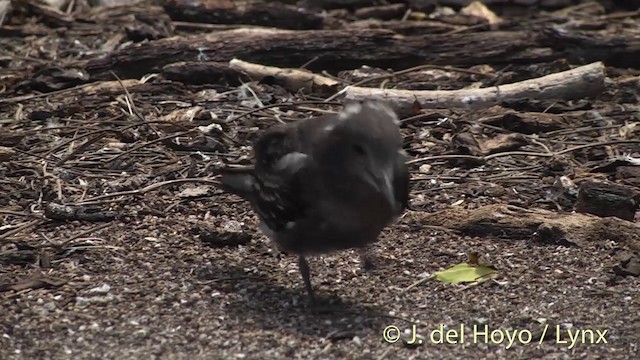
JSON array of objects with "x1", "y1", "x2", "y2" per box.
[
  {"x1": 258, "y1": 222, "x2": 286, "y2": 259},
  {"x1": 358, "y1": 247, "x2": 376, "y2": 270},
  {"x1": 268, "y1": 239, "x2": 284, "y2": 260},
  {"x1": 298, "y1": 255, "x2": 315, "y2": 302}
]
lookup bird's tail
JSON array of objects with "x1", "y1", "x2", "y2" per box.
[{"x1": 220, "y1": 168, "x2": 257, "y2": 201}]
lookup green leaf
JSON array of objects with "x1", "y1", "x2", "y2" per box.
[{"x1": 434, "y1": 263, "x2": 497, "y2": 284}]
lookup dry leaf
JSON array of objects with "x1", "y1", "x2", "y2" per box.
[
  {"x1": 461, "y1": 1, "x2": 502, "y2": 25},
  {"x1": 479, "y1": 133, "x2": 528, "y2": 155}
]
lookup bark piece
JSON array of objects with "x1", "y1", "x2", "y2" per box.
[
  {"x1": 79, "y1": 3, "x2": 175, "y2": 41},
  {"x1": 0, "y1": 274, "x2": 66, "y2": 292},
  {"x1": 349, "y1": 19, "x2": 461, "y2": 35},
  {"x1": 299, "y1": 0, "x2": 376, "y2": 10},
  {"x1": 45, "y1": 203, "x2": 117, "y2": 222},
  {"x1": 192, "y1": 221, "x2": 252, "y2": 248},
  {"x1": 481, "y1": 111, "x2": 568, "y2": 134},
  {"x1": 354, "y1": 4, "x2": 407, "y2": 20},
  {"x1": 163, "y1": 61, "x2": 246, "y2": 85},
  {"x1": 613, "y1": 256, "x2": 640, "y2": 277},
  {"x1": 412, "y1": 204, "x2": 640, "y2": 248},
  {"x1": 451, "y1": 132, "x2": 482, "y2": 156},
  {"x1": 575, "y1": 180, "x2": 640, "y2": 221},
  {"x1": 542, "y1": 25, "x2": 640, "y2": 69},
  {"x1": 164, "y1": 0, "x2": 323, "y2": 30},
  {"x1": 17, "y1": 66, "x2": 90, "y2": 92}
]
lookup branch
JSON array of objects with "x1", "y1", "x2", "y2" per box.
[
  {"x1": 229, "y1": 58, "x2": 339, "y2": 95},
  {"x1": 344, "y1": 62, "x2": 606, "y2": 110}
]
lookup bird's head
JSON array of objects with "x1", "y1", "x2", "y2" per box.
[{"x1": 315, "y1": 102, "x2": 404, "y2": 207}]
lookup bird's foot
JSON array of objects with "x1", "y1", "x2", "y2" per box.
[
  {"x1": 270, "y1": 248, "x2": 285, "y2": 261},
  {"x1": 358, "y1": 248, "x2": 376, "y2": 271},
  {"x1": 267, "y1": 239, "x2": 288, "y2": 260},
  {"x1": 296, "y1": 256, "x2": 345, "y2": 312},
  {"x1": 298, "y1": 255, "x2": 317, "y2": 302}
]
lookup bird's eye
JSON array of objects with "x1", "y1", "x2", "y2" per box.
[{"x1": 352, "y1": 144, "x2": 366, "y2": 156}]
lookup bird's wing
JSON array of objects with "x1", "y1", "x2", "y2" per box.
[
  {"x1": 220, "y1": 161, "x2": 311, "y2": 234},
  {"x1": 250, "y1": 166, "x2": 309, "y2": 233},
  {"x1": 248, "y1": 126, "x2": 314, "y2": 233}
]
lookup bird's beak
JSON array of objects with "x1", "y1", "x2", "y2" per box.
[{"x1": 364, "y1": 164, "x2": 397, "y2": 211}]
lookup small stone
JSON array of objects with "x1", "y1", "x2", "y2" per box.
[{"x1": 88, "y1": 283, "x2": 111, "y2": 294}]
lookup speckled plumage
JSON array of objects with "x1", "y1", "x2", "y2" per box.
[{"x1": 221, "y1": 102, "x2": 409, "y2": 301}]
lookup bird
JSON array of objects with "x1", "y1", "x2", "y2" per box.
[{"x1": 220, "y1": 101, "x2": 409, "y2": 302}]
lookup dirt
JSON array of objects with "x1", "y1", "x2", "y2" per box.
[{"x1": 1, "y1": 1, "x2": 639, "y2": 359}]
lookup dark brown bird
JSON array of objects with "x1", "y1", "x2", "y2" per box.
[{"x1": 221, "y1": 101, "x2": 409, "y2": 302}]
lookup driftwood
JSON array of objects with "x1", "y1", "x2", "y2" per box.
[
  {"x1": 83, "y1": 26, "x2": 640, "y2": 80},
  {"x1": 575, "y1": 180, "x2": 640, "y2": 221},
  {"x1": 412, "y1": 204, "x2": 640, "y2": 249},
  {"x1": 344, "y1": 62, "x2": 605, "y2": 110},
  {"x1": 215, "y1": 59, "x2": 604, "y2": 110}
]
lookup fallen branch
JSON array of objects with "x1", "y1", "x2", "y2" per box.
[
  {"x1": 74, "y1": 28, "x2": 546, "y2": 79},
  {"x1": 164, "y1": 0, "x2": 323, "y2": 30},
  {"x1": 411, "y1": 204, "x2": 640, "y2": 249},
  {"x1": 228, "y1": 58, "x2": 339, "y2": 95},
  {"x1": 344, "y1": 62, "x2": 606, "y2": 110}
]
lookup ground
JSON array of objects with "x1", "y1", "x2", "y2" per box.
[{"x1": 0, "y1": 1, "x2": 639, "y2": 359}]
